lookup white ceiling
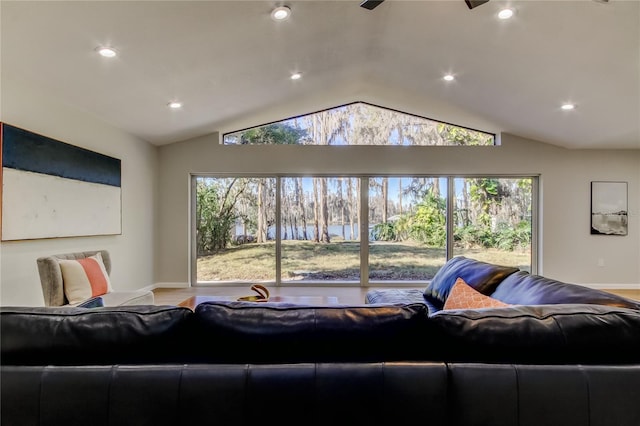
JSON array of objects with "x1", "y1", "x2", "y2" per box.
[{"x1": 2, "y1": 0, "x2": 639, "y2": 149}]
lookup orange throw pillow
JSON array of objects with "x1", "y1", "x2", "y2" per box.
[{"x1": 443, "y1": 277, "x2": 510, "y2": 310}]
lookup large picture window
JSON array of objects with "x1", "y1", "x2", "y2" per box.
[
  {"x1": 280, "y1": 177, "x2": 361, "y2": 283},
  {"x1": 452, "y1": 177, "x2": 533, "y2": 271},
  {"x1": 223, "y1": 102, "x2": 494, "y2": 146},
  {"x1": 199, "y1": 102, "x2": 530, "y2": 285},
  {"x1": 368, "y1": 177, "x2": 448, "y2": 282},
  {"x1": 192, "y1": 175, "x2": 535, "y2": 285},
  {"x1": 195, "y1": 177, "x2": 276, "y2": 282}
]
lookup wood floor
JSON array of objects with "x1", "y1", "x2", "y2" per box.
[
  {"x1": 608, "y1": 289, "x2": 640, "y2": 301},
  {"x1": 153, "y1": 285, "x2": 640, "y2": 306}
]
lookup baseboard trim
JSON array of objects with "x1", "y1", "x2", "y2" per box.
[{"x1": 152, "y1": 282, "x2": 191, "y2": 289}]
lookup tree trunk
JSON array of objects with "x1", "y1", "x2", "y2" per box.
[
  {"x1": 398, "y1": 177, "x2": 403, "y2": 216},
  {"x1": 356, "y1": 179, "x2": 361, "y2": 241},
  {"x1": 338, "y1": 178, "x2": 346, "y2": 239},
  {"x1": 348, "y1": 178, "x2": 355, "y2": 240},
  {"x1": 298, "y1": 178, "x2": 308, "y2": 240},
  {"x1": 257, "y1": 180, "x2": 266, "y2": 242},
  {"x1": 320, "y1": 179, "x2": 330, "y2": 243},
  {"x1": 313, "y1": 178, "x2": 320, "y2": 242},
  {"x1": 382, "y1": 177, "x2": 388, "y2": 223},
  {"x1": 432, "y1": 178, "x2": 441, "y2": 198}
]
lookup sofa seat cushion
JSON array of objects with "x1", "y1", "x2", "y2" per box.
[
  {"x1": 424, "y1": 256, "x2": 519, "y2": 304},
  {"x1": 65, "y1": 289, "x2": 155, "y2": 307},
  {"x1": 491, "y1": 271, "x2": 640, "y2": 310},
  {"x1": 428, "y1": 304, "x2": 640, "y2": 364},
  {"x1": 97, "y1": 290, "x2": 155, "y2": 307},
  {"x1": 0, "y1": 305, "x2": 192, "y2": 365},
  {"x1": 365, "y1": 288, "x2": 442, "y2": 314},
  {"x1": 192, "y1": 301, "x2": 429, "y2": 363}
]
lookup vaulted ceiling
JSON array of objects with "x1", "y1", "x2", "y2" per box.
[{"x1": 2, "y1": 0, "x2": 638, "y2": 149}]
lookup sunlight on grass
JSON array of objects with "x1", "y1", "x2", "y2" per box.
[
  {"x1": 455, "y1": 247, "x2": 531, "y2": 272},
  {"x1": 197, "y1": 241, "x2": 531, "y2": 282},
  {"x1": 198, "y1": 243, "x2": 276, "y2": 281}
]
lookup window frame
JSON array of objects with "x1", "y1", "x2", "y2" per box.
[
  {"x1": 222, "y1": 101, "x2": 496, "y2": 146},
  {"x1": 190, "y1": 174, "x2": 538, "y2": 287}
]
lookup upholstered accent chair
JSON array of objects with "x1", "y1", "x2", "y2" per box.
[{"x1": 36, "y1": 250, "x2": 154, "y2": 307}]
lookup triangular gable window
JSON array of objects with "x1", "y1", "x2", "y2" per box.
[{"x1": 223, "y1": 102, "x2": 494, "y2": 146}]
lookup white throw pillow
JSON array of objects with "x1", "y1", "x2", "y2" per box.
[{"x1": 59, "y1": 253, "x2": 113, "y2": 305}]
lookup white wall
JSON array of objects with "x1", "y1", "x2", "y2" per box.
[
  {"x1": 2, "y1": 75, "x2": 637, "y2": 306},
  {"x1": 0, "y1": 74, "x2": 159, "y2": 306},
  {"x1": 156, "y1": 130, "x2": 639, "y2": 288}
]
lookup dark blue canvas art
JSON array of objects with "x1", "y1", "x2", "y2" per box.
[{"x1": 1, "y1": 123, "x2": 122, "y2": 240}]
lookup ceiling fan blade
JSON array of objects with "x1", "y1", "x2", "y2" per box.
[
  {"x1": 465, "y1": 0, "x2": 490, "y2": 9},
  {"x1": 360, "y1": 0, "x2": 385, "y2": 10}
]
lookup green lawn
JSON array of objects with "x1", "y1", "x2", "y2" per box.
[{"x1": 197, "y1": 240, "x2": 530, "y2": 281}]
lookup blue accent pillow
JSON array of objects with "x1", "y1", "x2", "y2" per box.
[
  {"x1": 77, "y1": 296, "x2": 104, "y2": 308},
  {"x1": 424, "y1": 256, "x2": 519, "y2": 304}
]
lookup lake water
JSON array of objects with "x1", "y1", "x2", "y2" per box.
[
  {"x1": 236, "y1": 224, "x2": 363, "y2": 240},
  {"x1": 591, "y1": 214, "x2": 628, "y2": 235}
]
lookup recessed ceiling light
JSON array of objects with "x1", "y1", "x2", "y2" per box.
[
  {"x1": 290, "y1": 72, "x2": 302, "y2": 80},
  {"x1": 96, "y1": 46, "x2": 117, "y2": 58},
  {"x1": 561, "y1": 103, "x2": 576, "y2": 111},
  {"x1": 443, "y1": 74, "x2": 455, "y2": 82},
  {"x1": 271, "y1": 6, "x2": 291, "y2": 21},
  {"x1": 497, "y1": 8, "x2": 514, "y2": 19},
  {"x1": 167, "y1": 101, "x2": 182, "y2": 109}
]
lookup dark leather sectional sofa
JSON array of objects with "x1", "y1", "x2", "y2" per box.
[{"x1": 2, "y1": 256, "x2": 640, "y2": 426}]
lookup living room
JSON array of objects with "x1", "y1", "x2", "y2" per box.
[
  {"x1": 2, "y1": 2, "x2": 639, "y2": 424},
  {"x1": 1, "y1": 1, "x2": 638, "y2": 307}
]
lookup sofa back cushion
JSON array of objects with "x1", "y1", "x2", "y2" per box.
[
  {"x1": 428, "y1": 304, "x2": 640, "y2": 364},
  {"x1": 491, "y1": 271, "x2": 640, "y2": 310},
  {"x1": 0, "y1": 306, "x2": 193, "y2": 365},
  {"x1": 424, "y1": 256, "x2": 519, "y2": 304},
  {"x1": 192, "y1": 301, "x2": 429, "y2": 363}
]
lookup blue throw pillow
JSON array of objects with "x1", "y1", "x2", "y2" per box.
[
  {"x1": 424, "y1": 256, "x2": 519, "y2": 304},
  {"x1": 77, "y1": 296, "x2": 104, "y2": 308}
]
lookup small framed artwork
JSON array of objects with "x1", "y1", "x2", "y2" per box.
[{"x1": 591, "y1": 181, "x2": 628, "y2": 236}]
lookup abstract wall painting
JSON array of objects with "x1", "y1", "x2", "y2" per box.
[
  {"x1": 1, "y1": 123, "x2": 122, "y2": 241},
  {"x1": 590, "y1": 181, "x2": 628, "y2": 236}
]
